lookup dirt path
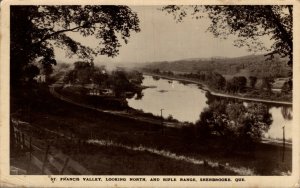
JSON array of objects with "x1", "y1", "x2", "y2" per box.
[
  {"x1": 144, "y1": 73, "x2": 292, "y2": 105},
  {"x1": 209, "y1": 91, "x2": 292, "y2": 105},
  {"x1": 49, "y1": 84, "x2": 182, "y2": 128}
]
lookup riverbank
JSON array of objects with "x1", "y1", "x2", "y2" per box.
[
  {"x1": 11, "y1": 85, "x2": 292, "y2": 175},
  {"x1": 54, "y1": 79, "x2": 292, "y2": 145},
  {"x1": 143, "y1": 73, "x2": 292, "y2": 106},
  {"x1": 52, "y1": 84, "x2": 183, "y2": 128}
]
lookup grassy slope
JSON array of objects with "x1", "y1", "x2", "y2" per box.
[
  {"x1": 72, "y1": 144, "x2": 233, "y2": 175},
  {"x1": 11, "y1": 85, "x2": 291, "y2": 175}
]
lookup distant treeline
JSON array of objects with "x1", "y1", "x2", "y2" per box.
[
  {"x1": 145, "y1": 68, "x2": 292, "y2": 102},
  {"x1": 142, "y1": 54, "x2": 291, "y2": 78}
]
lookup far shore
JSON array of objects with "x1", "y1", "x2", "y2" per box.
[{"x1": 143, "y1": 72, "x2": 292, "y2": 106}]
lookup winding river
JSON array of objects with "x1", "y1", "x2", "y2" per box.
[{"x1": 127, "y1": 75, "x2": 292, "y2": 140}]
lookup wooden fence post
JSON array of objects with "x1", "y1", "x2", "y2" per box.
[
  {"x1": 29, "y1": 137, "x2": 32, "y2": 160},
  {"x1": 11, "y1": 125, "x2": 15, "y2": 150},
  {"x1": 56, "y1": 131, "x2": 59, "y2": 144},
  {"x1": 282, "y1": 125, "x2": 285, "y2": 162},
  {"x1": 77, "y1": 139, "x2": 81, "y2": 153},
  {"x1": 41, "y1": 145, "x2": 50, "y2": 174},
  {"x1": 26, "y1": 137, "x2": 32, "y2": 173},
  {"x1": 17, "y1": 131, "x2": 21, "y2": 149},
  {"x1": 14, "y1": 130, "x2": 18, "y2": 147},
  {"x1": 21, "y1": 133, "x2": 25, "y2": 149}
]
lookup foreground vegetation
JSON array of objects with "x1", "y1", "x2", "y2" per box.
[
  {"x1": 10, "y1": 84, "x2": 292, "y2": 175},
  {"x1": 9, "y1": 5, "x2": 293, "y2": 176}
]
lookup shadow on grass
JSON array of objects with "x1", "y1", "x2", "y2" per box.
[{"x1": 10, "y1": 84, "x2": 292, "y2": 175}]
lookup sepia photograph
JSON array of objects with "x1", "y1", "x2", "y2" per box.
[{"x1": 1, "y1": 0, "x2": 299, "y2": 187}]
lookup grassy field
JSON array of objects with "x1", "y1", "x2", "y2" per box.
[
  {"x1": 10, "y1": 85, "x2": 292, "y2": 175},
  {"x1": 71, "y1": 143, "x2": 235, "y2": 175}
]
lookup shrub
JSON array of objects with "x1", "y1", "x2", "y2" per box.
[{"x1": 195, "y1": 100, "x2": 272, "y2": 150}]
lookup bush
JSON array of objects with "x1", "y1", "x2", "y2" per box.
[{"x1": 195, "y1": 100, "x2": 273, "y2": 150}]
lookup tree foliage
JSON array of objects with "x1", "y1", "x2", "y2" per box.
[
  {"x1": 225, "y1": 76, "x2": 247, "y2": 93},
  {"x1": 64, "y1": 63, "x2": 143, "y2": 98},
  {"x1": 11, "y1": 5, "x2": 140, "y2": 85},
  {"x1": 260, "y1": 77, "x2": 274, "y2": 93},
  {"x1": 162, "y1": 5, "x2": 293, "y2": 65},
  {"x1": 196, "y1": 100, "x2": 273, "y2": 147},
  {"x1": 143, "y1": 54, "x2": 291, "y2": 78},
  {"x1": 210, "y1": 72, "x2": 226, "y2": 90},
  {"x1": 233, "y1": 76, "x2": 247, "y2": 92},
  {"x1": 249, "y1": 76, "x2": 258, "y2": 89},
  {"x1": 281, "y1": 79, "x2": 292, "y2": 94}
]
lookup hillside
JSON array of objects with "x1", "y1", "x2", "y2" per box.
[{"x1": 141, "y1": 54, "x2": 291, "y2": 78}]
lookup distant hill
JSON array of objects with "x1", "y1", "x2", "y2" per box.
[{"x1": 140, "y1": 54, "x2": 291, "y2": 78}]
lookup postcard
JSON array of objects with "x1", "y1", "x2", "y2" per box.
[{"x1": 1, "y1": 0, "x2": 299, "y2": 187}]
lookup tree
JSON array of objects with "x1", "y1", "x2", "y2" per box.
[
  {"x1": 231, "y1": 76, "x2": 247, "y2": 92},
  {"x1": 281, "y1": 79, "x2": 292, "y2": 94},
  {"x1": 64, "y1": 61, "x2": 102, "y2": 85},
  {"x1": 162, "y1": 5, "x2": 293, "y2": 65},
  {"x1": 152, "y1": 69, "x2": 161, "y2": 74},
  {"x1": 260, "y1": 77, "x2": 274, "y2": 93},
  {"x1": 63, "y1": 70, "x2": 77, "y2": 84},
  {"x1": 196, "y1": 100, "x2": 227, "y2": 138},
  {"x1": 73, "y1": 61, "x2": 94, "y2": 85},
  {"x1": 109, "y1": 70, "x2": 132, "y2": 97},
  {"x1": 242, "y1": 103, "x2": 273, "y2": 142},
  {"x1": 211, "y1": 72, "x2": 226, "y2": 90},
  {"x1": 249, "y1": 76, "x2": 258, "y2": 89},
  {"x1": 24, "y1": 64, "x2": 40, "y2": 82},
  {"x1": 225, "y1": 80, "x2": 235, "y2": 93},
  {"x1": 126, "y1": 70, "x2": 144, "y2": 85},
  {"x1": 10, "y1": 5, "x2": 140, "y2": 86},
  {"x1": 196, "y1": 100, "x2": 272, "y2": 148},
  {"x1": 92, "y1": 66, "x2": 108, "y2": 87}
]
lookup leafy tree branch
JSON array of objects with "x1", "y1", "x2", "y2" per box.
[{"x1": 162, "y1": 5, "x2": 293, "y2": 65}]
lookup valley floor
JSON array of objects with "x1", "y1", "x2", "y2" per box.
[{"x1": 10, "y1": 85, "x2": 292, "y2": 175}]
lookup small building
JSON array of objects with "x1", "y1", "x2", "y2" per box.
[
  {"x1": 101, "y1": 89, "x2": 115, "y2": 96},
  {"x1": 87, "y1": 87, "x2": 115, "y2": 97},
  {"x1": 88, "y1": 89, "x2": 100, "y2": 96},
  {"x1": 84, "y1": 83, "x2": 97, "y2": 90}
]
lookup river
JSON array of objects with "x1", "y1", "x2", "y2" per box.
[{"x1": 127, "y1": 75, "x2": 292, "y2": 140}]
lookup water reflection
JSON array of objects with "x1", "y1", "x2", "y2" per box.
[
  {"x1": 281, "y1": 106, "x2": 293, "y2": 120},
  {"x1": 127, "y1": 75, "x2": 292, "y2": 140},
  {"x1": 127, "y1": 75, "x2": 208, "y2": 123},
  {"x1": 266, "y1": 106, "x2": 292, "y2": 140}
]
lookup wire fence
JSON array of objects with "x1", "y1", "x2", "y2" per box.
[{"x1": 10, "y1": 119, "x2": 91, "y2": 175}]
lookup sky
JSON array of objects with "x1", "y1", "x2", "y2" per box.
[{"x1": 54, "y1": 6, "x2": 273, "y2": 65}]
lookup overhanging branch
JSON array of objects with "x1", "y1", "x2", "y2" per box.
[{"x1": 33, "y1": 25, "x2": 85, "y2": 45}]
